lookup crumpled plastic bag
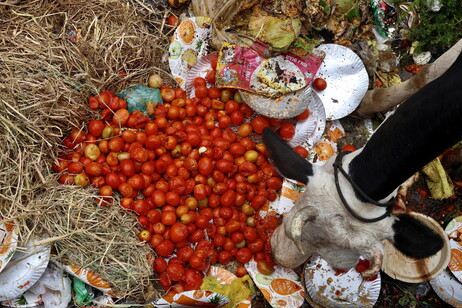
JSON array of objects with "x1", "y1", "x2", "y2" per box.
[
  {"x1": 26, "y1": 265, "x2": 72, "y2": 308},
  {"x1": 201, "y1": 275, "x2": 255, "y2": 308},
  {"x1": 72, "y1": 277, "x2": 94, "y2": 306},
  {"x1": 422, "y1": 158, "x2": 454, "y2": 199},
  {"x1": 117, "y1": 85, "x2": 162, "y2": 116}
]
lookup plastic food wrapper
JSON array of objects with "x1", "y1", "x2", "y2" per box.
[
  {"x1": 62, "y1": 265, "x2": 115, "y2": 297},
  {"x1": 216, "y1": 43, "x2": 324, "y2": 97},
  {"x1": 202, "y1": 266, "x2": 253, "y2": 308},
  {"x1": 168, "y1": 17, "x2": 213, "y2": 88},
  {"x1": 244, "y1": 260, "x2": 305, "y2": 308},
  {"x1": 72, "y1": 277, "x2": 94, "y2": 306},
  {"x1": 370, "y1": 0, "x2": 397, "y2": 40},
  {"x1": 153, "y1": 290, "x2": 229, "y2": 307},
  {"x1": 117, "y1": 85, "x2": 162, "y2": 115}
]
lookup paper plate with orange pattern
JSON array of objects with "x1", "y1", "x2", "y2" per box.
[
  {"x1": 62, "y1": 265, "x2": 115, "y2": 297},
  {"x1": 245, "y1": 260, "x2": 305, "y2": 308},
  {"x1": 304, "y1": 256, "x2": 381, "y2": 308},
  {"x1": 0, "y1": 218, "x2": 18, "y2": 273},
  {"x1": 445, "y1": 216, "x2": 462, "y2": 284},
  {"x1": 0, "y1": 239, "x2": 51, "y2": 301},
  {"x1": 430, "y1": 269, "x2": 462, "y2": 307}
]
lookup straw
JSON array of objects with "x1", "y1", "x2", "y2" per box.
[{"x1": 0, "y1": 0, "x2": 178, "y2": 300}]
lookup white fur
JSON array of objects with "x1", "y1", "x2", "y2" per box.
[{"x1": 272, "y1": 149, "x2": 396, "y2": 271}]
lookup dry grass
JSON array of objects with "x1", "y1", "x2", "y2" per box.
[{"x1": 0, "y1": 0, "x2": 177, "y2": 301}]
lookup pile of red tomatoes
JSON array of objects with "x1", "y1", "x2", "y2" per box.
[{"x1": 52, "y1": 77, "x2": 310, "y2": 294}]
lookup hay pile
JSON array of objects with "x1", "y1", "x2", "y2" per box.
[{"x1": 0, "y1": 0, "x2": 177, "y2": 301}]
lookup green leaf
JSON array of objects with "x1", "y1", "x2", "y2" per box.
[{"x1": 399, "y1": 296, "x2": 410, "y2": 306}]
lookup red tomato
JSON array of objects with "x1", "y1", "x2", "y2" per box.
[
  {"x1": 167, "y1": 15, "x2": 178, "y2": 26},
  {"x1": 231, "y1": 231, "x2": 244, "y2": 243},
  {"x1": 238, "y1": 123, "x2": 253, "y2": 137},
  {"x1": 227, "y1": 112, "x2": 243, "y2": 130},
  {"x1": 120, "y1": 159, "x2": 136, "y2": 177},
  {"x1": 166, "y1": 263, "x2": 185, "y2": 282},
  {"x1": 341, "y1": 144, "x2": 357, "y2": 152},
  {"x1": 193, "y1": 184, "x2": 207, "y2": 201},
  {"x1": 183, "y1": 269, "x2": 203, "y2": 291},
  {"x1": 216, "y1": 159, "x2": 233, "y2": 173},
  {"x1": 225, "y1": 220, "x2": 240, "y2": 233},
  {"x1": 205, "y1": 70, "x2": 216, "y2": 84},
  {"x1": 195, "y1": 215, "x2": 210, "y2": 229},
  {"x1": 251, "y1": 116, "x2": 270, "y2": 134},
  {"x1": 155, "y1": 240, "x2": 175, "y2": 257},
  {"x1": 170, "y1": 222, "x2": 189, "y2": 243},
  {"x1": 177, "y1": 246, "x2": 194, "y2": 262},
  {"x1": 152, "y1": 190, "x2": 166, "y2": 207},
  {"x1": 213, "y1": 234, "x2": 226, "y2": 247},
  {"x1": 193, "y1": 77, "x2": 206, "y2": 88},
  {"x1": 294, "y1": 146, "x2": 309, "y2": 158},
  {"x1": 189, "y1": 229, "x2": 205, "y2": 242},
  {"x1": 266, "y1": 177, "x2": 282, "y2": 190},
  {"x1": 295, "y1": 109, "x2": 310, "y2": 121},
  {"x1": 355, "y1": 259, "x2": 370, "y2": 273},
  {"x1": 147, "y1": 209, "x2": 161, "y2": 224},
  {"x1": 248, "y1": 238, "x2": 264, "y2": 253},
  {"x1": 278, "y1": 122, "x2": 295, "y2": 140},
  {"x1": 159, "y1": 272, "x2": 172, "y2": 291},
  {"x1": 85, "y1": 162, "x2": 102, "y2": 177},
  {"x1": 218, "y1": 251, "x2": 233, "y2": 265},
  {"x1": 198, "y1": 157, "x2": 213, "y2": 176},
  {"x1": 153, "y1": 257, "x2": 167, "y2": 273},
  {"x1": 243, "y1": 227, "x2": 258, "y2": 242},
  {"x1": 236, "y1": 247, "x2": 252, "y2": 264},
  {"x1": 257, "y1": 261, "x2": 275, "y2": 275},
  {"x1": 88, "y1": 120, "x2": 105, "y2": 137},
  {"x1": 133, "y1": 199, "x2": 149, "y2": 216},
  {"x1": 161, "y1": 211, "x2": 177, "y2": 226},
  {"x1": 313, "y1": 78, "x2": 327, "y2": 91},
  {"x1": 195, "y1": 86, "x2": 208, "y2": 99},
  {"x1": 221, "y1": 190, "x2": 236, "y2": 207},
  {"x1": 236, "y1": 265, "x2": 247, "y2": 277}
]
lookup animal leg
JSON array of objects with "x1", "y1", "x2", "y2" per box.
[{"x1": 361, "y1": 250, "x2": 383, "y2": 279}]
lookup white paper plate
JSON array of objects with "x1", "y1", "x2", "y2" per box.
[
  {"x1": 444, "y1": 216, "x2": 462, "y2": 283},
  {"x1": 382, "y1": 212, "x2": 450, "y2": 283},
  {"x1": 239, "y1": 86, "x2": 316, "y2": 119},
  {"x1": 288, "y1": 91, "x2": 326, "y2": 149},
  {"x1": 1, "y1": 293, "x2": 43, "y2": 308},
  {"x1": 0, "y1": 239, "x2": 51, "y2": 301},
  {"x1": 304, "y1": 255, "x2": 381, "y2": 308},
  {"x1": 312, "y1": 44, "x2": 369, "y2": 121},
  {"x1": 430, "y1": 269, "x2": 462, "y2": 307},
  {"x1": 185, "y1": 51, "x2": 218, "y2": 98},
  {"x1": 0, "y1": 219, "x2": 18, "y2": 273}
]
